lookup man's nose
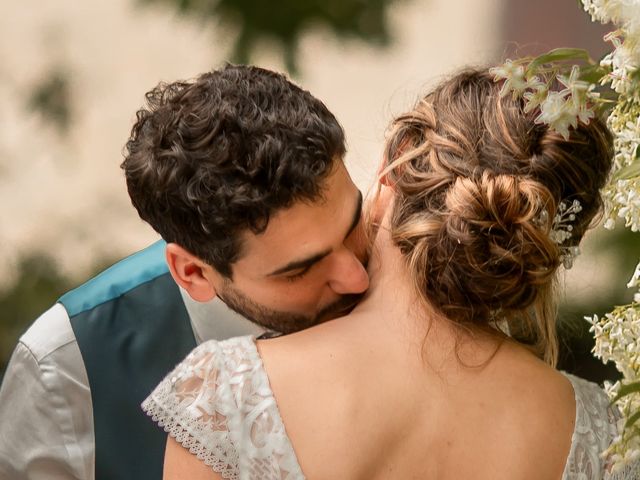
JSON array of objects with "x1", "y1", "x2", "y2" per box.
[{"x1": 327, "y1": 249, "x2": 369, "y2": 295}]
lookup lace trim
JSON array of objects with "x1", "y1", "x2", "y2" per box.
[
  {"x1": 142, "y1": 336, "x2": 304, "y2": 480},
  {"x1": 142, "y1": 346, "x2": 240, "y2": 479},
  {"x1": 142, "y1": 398, "x2": 239, "y2": 478}
]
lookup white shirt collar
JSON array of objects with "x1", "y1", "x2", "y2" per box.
[{"x1": 178, "y1": 288, "x2": 266, "y2": 343}]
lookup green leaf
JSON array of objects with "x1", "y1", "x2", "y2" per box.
[
  {"x1": 625, "y1": 409, "x2": 640, "y2": 429},
  {"x1": 611, "y1": 380, "x2": 640, "y2": 404},
  {"x1": 527, "y1": 48, "x2": 592, "y2": 72},
  {"x1": 612, "y1": 159, "x2": 640, "y2": 181},
  {"x1": 579, "y1": 64, "x2": 608, "y2": 84}
]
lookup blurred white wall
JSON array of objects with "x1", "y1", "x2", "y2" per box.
[{"x1": 0, "y1": 0, "x2": 504, "y2": 285}]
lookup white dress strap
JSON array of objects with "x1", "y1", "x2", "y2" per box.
[{"x1": 142, "y1": 336, "x2": 305, "y2": 480}]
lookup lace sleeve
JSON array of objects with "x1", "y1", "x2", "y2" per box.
[
  {"x1": 562, "y1": 374, "x2": 633, "y2": 480},
  {"x1": 142, "y1": 338, "x2": 241, "y2": 478},
  {"x1": 141, "y1": 335, "x2": 305, "y2": 480}
]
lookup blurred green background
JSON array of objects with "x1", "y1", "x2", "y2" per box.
[{"x1": 1, "y1": 0, "x2": 638, "y2": 384}]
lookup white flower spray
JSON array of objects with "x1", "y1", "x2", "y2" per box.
[
  {"x1": 489, "y1": 53, "x2": 602, "y2": 140},
  {"x1": 493, "y1": 1, "x2": 640, "y2": 471},
  {"x1": 583, "y1": 0, "x2": 640, "y2": 472}
]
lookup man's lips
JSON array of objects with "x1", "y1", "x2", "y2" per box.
[{"x1": 333, "y1": 299, "x2": 360, "y2": 318}]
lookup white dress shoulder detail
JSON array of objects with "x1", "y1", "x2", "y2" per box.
[
  {"x1": 142, "y1": 335, "x2": 305, "y2": 480},
  {"x1": 144, "y1": 338, "x2": 636, "y2": 480},
  {"x1": 562, "y1": 373, "x2": 638, "y2": 480}
]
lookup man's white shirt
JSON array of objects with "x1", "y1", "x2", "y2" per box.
[{"x1": 0, "y1": 292, "x2": 264, "y2": 480}]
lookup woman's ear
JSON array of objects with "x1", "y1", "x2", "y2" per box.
[
  {"x1": 369, "y1": 184, "x2": 395, "y2": 227},
  {"x1": 165, "y1": 243, "x2": 217, "y2": 302},
  {"x1": 368, "y1": 156, "x2": 396, "y2": 225}
]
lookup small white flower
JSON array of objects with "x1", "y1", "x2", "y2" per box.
[
  {"x1": 608, "y1": 100, "x2": 640, "y2": 175},
  {"x1": 535, "y1": 91, "x2": 578, "y2": 139},
  {"x1": 581, "y1": 0, "x2": 618, "y2": 24},
  {"x1": 577, "y1": 105, "x2": 596, "y2": 124},
  {"x1": 602, "y1": 32, "x2": 639, "y2": 94},
  {"x1": 604, "y1": 178, "x2": 640, "y2": 232},
  {"x1": 522, "y1": 78, "x2": 549, "y2": 113},
  {"x1": 628, "y1": 262, "x2": 640, "y2": 289},
  {"x1": 617, "y1": 186, "x2": 640, "y2": 231},
  {"x1": 490, "y1": 60, "x2": 527, "y2": 98},
  {"x1": 558, "y1": 66, "x2": 591, "y2": 100}
]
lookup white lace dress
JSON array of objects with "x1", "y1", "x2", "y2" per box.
[{"x1": 142, "y1": 336, "x2": 638, "y2": 480}]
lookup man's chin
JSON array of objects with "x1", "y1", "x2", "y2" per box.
[
  {"x1": 315, "y1": 293, "x2": 363, "y2": 324},
  {"x1": 217, "y1": 287, "x2": 363, "y2": 335}
]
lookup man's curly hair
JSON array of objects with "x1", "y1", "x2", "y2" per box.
[{"x1": 122, "y1": 65, "x2": 345, "y2": 277}]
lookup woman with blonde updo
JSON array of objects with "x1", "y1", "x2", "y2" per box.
[{"x1": 145, "y1": 68, "x2": 632, "y2": 479}]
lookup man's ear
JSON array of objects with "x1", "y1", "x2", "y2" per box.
[{"x1": 165, "y1": 243, "x2": 217, "y2": 302}]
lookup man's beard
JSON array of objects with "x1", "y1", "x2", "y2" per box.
[{"x1": 216, "y1": 284, "x2": 363, "y2": 334}]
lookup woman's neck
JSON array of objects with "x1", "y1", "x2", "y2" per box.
[{"x1": 349, "y1": 217, "x2": 505, "y2": 371}]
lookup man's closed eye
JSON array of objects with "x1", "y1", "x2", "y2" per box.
[{"x1": 284, "y1": 266, "x2": 312, "y2": 283}]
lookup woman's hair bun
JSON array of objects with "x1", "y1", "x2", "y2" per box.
[
  {"x1": 384, "y1": 67, "x2": 614, "y2": 364},
  {"x1": 443, "y1": 171, "x2": 559, "y2": 309}
]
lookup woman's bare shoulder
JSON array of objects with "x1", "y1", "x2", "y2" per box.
[{"x1": 486, "y1": 342, "x2": 577, "y2": 477}]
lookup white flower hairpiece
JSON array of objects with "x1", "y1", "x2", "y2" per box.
[
  {"x1": 490, "y1": 54, "x2": 602, "y2": 140},
  {"x1": 537, "y1": 199, "x2": 583, "y2": 269}
]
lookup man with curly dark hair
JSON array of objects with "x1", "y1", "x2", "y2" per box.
[
  {"x1": 0, "y1": 65, "x2": 369, "y2": 480},
  {"x1": 123, "y1": 65, "x2": 368, "y2": 333}
]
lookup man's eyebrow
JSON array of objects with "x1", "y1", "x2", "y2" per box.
[
  {"x1": 267, "y1": 250, "x2": 332, "y2": 277},
  {"x1": 267, "y1": 190, "x2": 363, "y2": 277}
]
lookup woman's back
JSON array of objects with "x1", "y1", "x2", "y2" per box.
[
  {"x1": 144, "y1": 321, "x2": 620, "y2": 479},
  {"x1": 257, "y1": 312, "x2": 584, "y2": 480}
]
